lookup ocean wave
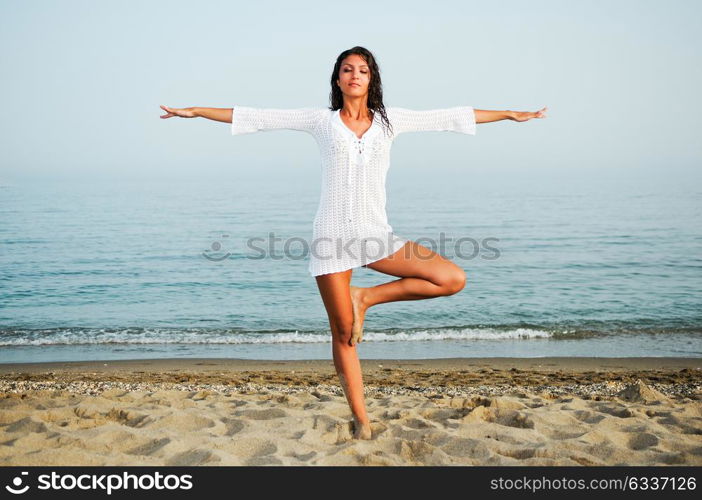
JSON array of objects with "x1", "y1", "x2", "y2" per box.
[
  {"x1": 0, "y1": 326, "x2": 557, "y2": 346},
  {"x1": 1, "y1": 323, "x2": 698, "y2": 346}
]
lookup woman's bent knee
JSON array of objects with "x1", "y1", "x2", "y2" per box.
[{"x1": 443, "y1": 269, "x2": 467, "y2": 295}]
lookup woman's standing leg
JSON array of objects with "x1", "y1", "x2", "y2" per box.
[{"x1": 315, "y1": 269, "x2": 372, "y2": 439}]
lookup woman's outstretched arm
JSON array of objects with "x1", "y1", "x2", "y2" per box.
[
  {"x1": 160, "y1": 105, "x2": 233, "y2": 123},
  {"x1": 475, "y1": 106, "x2": 547, "y2": 123}
]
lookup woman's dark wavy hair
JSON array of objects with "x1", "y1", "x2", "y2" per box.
[{"x1": 329, "y1": 46, "x2": 393, "y2": 138}]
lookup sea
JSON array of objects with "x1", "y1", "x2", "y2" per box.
[{"x1": 1, "y1": 166, "x2": 701, "y2": 363}]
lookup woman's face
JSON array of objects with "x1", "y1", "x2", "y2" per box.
[{"x1": 336, "y1": 54, "x2": 371, "y2": 99}]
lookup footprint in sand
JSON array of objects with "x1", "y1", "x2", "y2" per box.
[
  {"x1": 496, "y1": 447, "x2": 538, "y2": 460},
  {"x1": 463, "y1": 407, "x2": 535, "y2": 429},
  {"x1": 402, "y1": 418, "x2": 438, "y2": 430},
  {"x1": 628, "y1": 432, "x2": 659, "y2": 450},
  {"x1": 291, "y1": 450, "x2": 316, "y2": 462},
  {"x1": 398, "y1": 440, "x2": 438, "y2": 463},
  {"x1": 83, "y1": 428, "x2": 139, "y2": 453},
  {"x1": 572, "y1": 409, "x2": 607, "y2": 424},
  {"x1": 106, "y1": 408, "x2": 151, "y2": 428},
  {"x1": 236, "y1": 408, "x2": 287, "y2": 420},
  {"x1": 228, "y1": 399, "x2": 249, "y2": 408},
  {"x1": 441, "y1": 437, "x2": 491, "y2": 459},
  {"x1": 418, "y1": 408, "x2": 464, "y2": 423},
  {"x1": 5, "y1": 417, "x2": 48, "y2": 434},
  {"x1": 497, "y1": 411, "x2": 535, "y2": 429},
  {"x1": 659, "y1": 453, "x2": 688, "y2": 465},
  {"x1": 165, "y1": 448, "x2": 218, "y2": 466},
  {"x1": 126, "y1": 437, "x2": 171, "y2": 456},
  {"x1": 158, "y1": 413, "x2": 216, "y2": 432},
  {"x1": 223, "y1": 437, "x2": 278, "y2": 459},
  {"x1": 311, "y1": 414, "x2": 356, "y2": 444},
  {"x1": 389, "y1": 424, "x2": 447, "y2": 446},
  {"x1": 544, "y1": 428, "x2": 587, "y2": 440},
  {"x1": 593, "y1": 404, "x2": 634, "y2": 419},
  {"x1": 220, "y1": 417, "x2": 245, "y2": 436},
  {"x1": 381, "y1": 410, "x2": 407, "y2": 420}
]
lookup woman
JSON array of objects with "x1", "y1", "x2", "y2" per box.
[{"x1": 160, "y1": 46, "x2": 547, "y2": 440}]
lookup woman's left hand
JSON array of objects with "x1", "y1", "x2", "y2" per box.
[{"x1": 510, "y1": 106, "x2": 548, "y2": 122}]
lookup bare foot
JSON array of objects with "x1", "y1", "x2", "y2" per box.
[
  {"x1": 352, "y1": 418, "x2": 372, "y2": 440},
  {"x1": 349, "y1": 286, "x2": 367, "y2": 345}
]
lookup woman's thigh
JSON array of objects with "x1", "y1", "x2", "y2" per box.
[{"x1": 364, "y1": 240, "x2": 465, "y2": 287}]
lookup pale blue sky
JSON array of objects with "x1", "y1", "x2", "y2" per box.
[{"x1": 0, "y1": 0, "x2": 700, "y2": 182}]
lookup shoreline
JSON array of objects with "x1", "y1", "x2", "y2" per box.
[
  {"x1": 2, "y1": 357, "x2": 700, "y2": 399},
  {"x1": 2, "y1": 356, "x2": 701, "y2": 373}
]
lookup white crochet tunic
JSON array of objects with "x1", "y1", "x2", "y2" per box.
[{"x1": 231, "y1": 106, "x2": 476, "y2": 276}]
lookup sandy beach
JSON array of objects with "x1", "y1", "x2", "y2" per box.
[{"x1": 0, "y1": 357, "x2": 701, "y2": 466}]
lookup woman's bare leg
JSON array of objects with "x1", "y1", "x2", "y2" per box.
[
  {"x1": 350, "y1": 241, "x2": 467, "y2": 343},
  {"x1": 315, "y1": 269, "x2": 372, "y2": 439}
]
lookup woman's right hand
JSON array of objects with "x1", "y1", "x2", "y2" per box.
[{"x1": 160, "y1": 105, "x2": 197, "y2": 119}]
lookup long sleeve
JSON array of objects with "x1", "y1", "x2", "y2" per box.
[
  {"x1": 388, "y1": 106, "x2": 476, "y2": 137},
  {"x1": 231, "y1": 106, "x2": 324, "y2": 136}
]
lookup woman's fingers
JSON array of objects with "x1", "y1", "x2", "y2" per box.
[
  {"x1": 159, "y1": 105, "x2": 195, "y2": 118},
  {"x1": 515, "y1": 107, "x2": 547, "y2": 121},
  {"x1": 506, "y1": 106, "x2": 548, "y2": 122},
  {"x1": 160, "y1": 105, "x2": 185, "y2": 119},
  {"x1": 160, "y1": 105, "x2": 174, "y2": 119}
]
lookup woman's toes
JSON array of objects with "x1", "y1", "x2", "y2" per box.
[{"x1": 350, "y1": 329, "x2": 362, "y2": 345}]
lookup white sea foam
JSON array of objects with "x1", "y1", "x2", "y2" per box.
[{"x1": 0, "y1": 326, "x2": 554, "y2": 345}]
